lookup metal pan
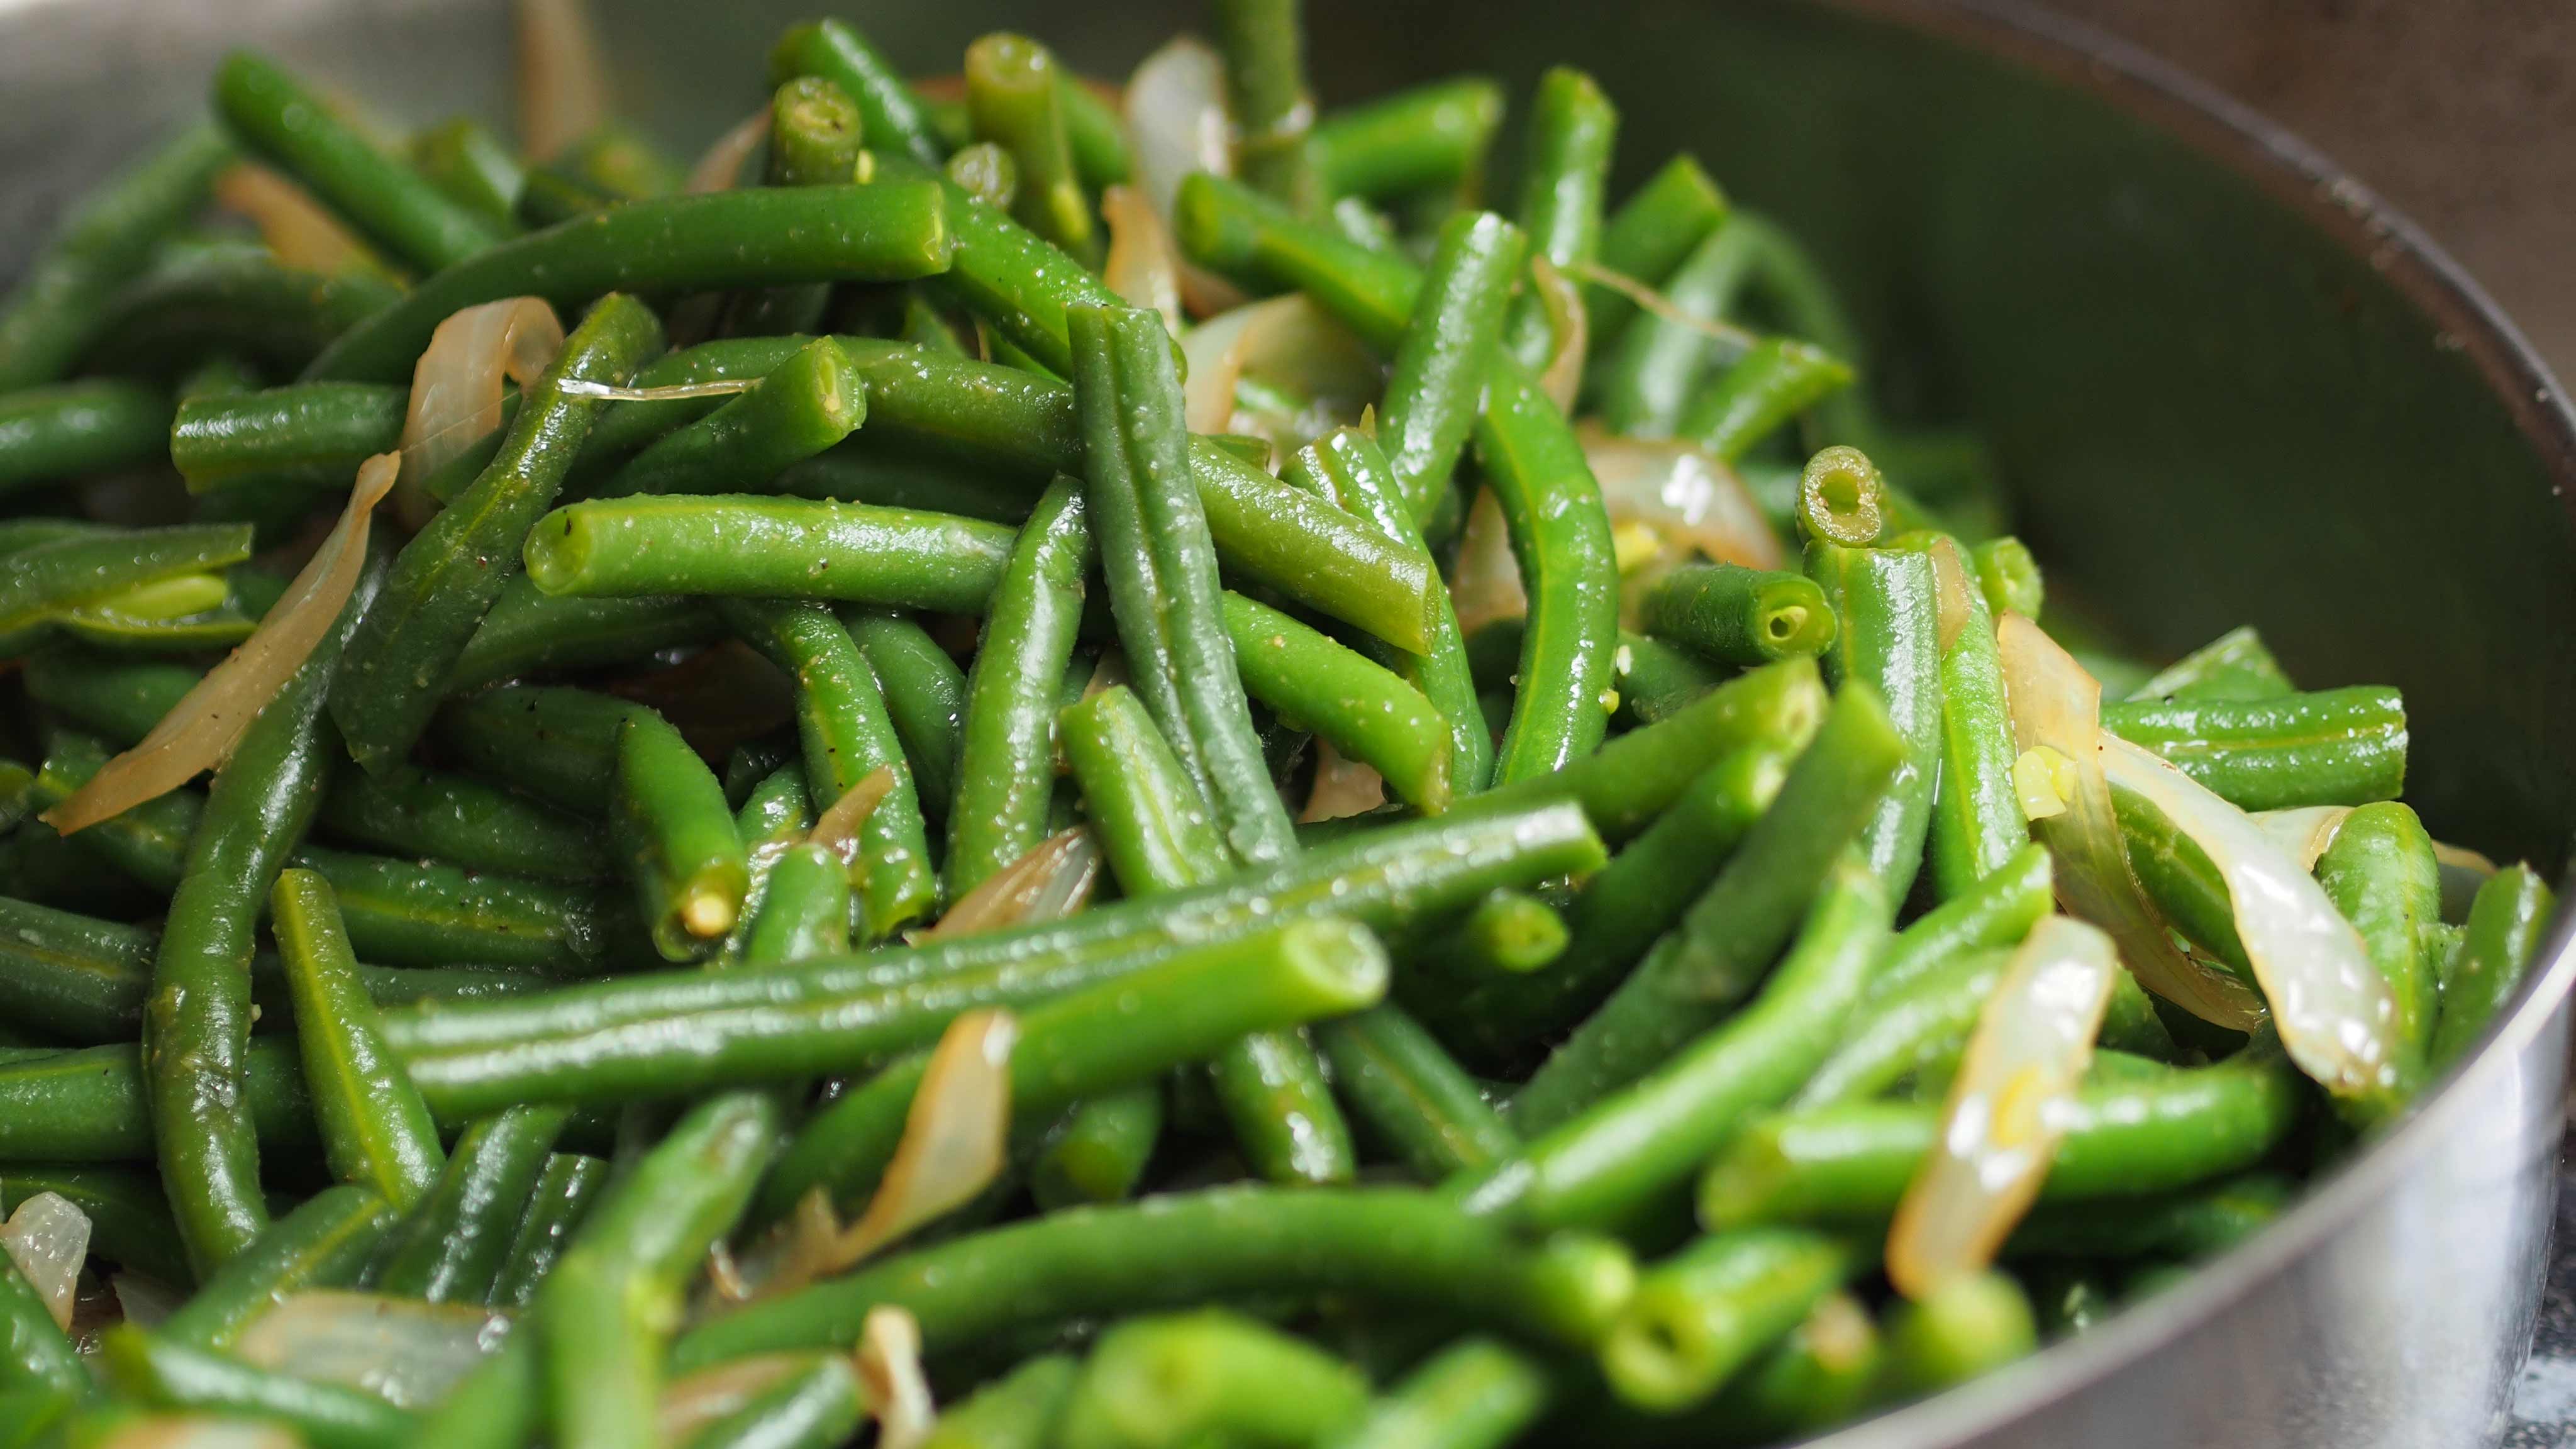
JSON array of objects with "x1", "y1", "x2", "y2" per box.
[{"x1": 3, "y1": 0, "x2": 2568, "y2": 1444}]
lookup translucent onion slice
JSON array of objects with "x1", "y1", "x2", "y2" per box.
[
  {"x1": 1102, "y1": 184, "x2": 1185, "y2": 335},
  {"x1": 235, "y1": 1290, "x2": 511, "y2": 1408},
  {"x1": 687, "y1": 107, "x2": 772, "y2": 195},
  {"x1": 1996, "y1": 614, "x2": 2267, "y2": 1030},
  {"x1": 554, "y1": 378, "x2": 757, "y2": 404},
  {"x1": 1126, "y1": 36, "x2": 1231, "y2": 220},
  {"x1": 1916, "y1": 534, "x2": 1981, "y2": 652},
  {"x1": 858, "y1": 1306, "x2": 936, "y2": 1449},
  {"x1": 2433, "y1": 840, "x2": 2499, "y2": 877},
  {"x1": 96, "y1": 1421, "x2": 298, "y2": 1449},
  {"x1": 925, "y1": 828, "x2": 1101, "y2": 940},
  {"x1": 213, "y1": 164, "x2": 379, "y2": 277},
  {"x1": 515, "y1": 0, "x2": 611, "y2": 162},
  {"x1": 809, "y1": 765, "x2": 898, "y2": 870},
  {"x1": 2101, "y1": 735, "x2": 2397, "y2": 1096},
  {"x1": 0, "y1": 1191, "x2": 90, "y2": 1330},
  {"x1": 399, "y1": 298, "x2": 565, "y2": 514},
  {"x1": 1575, "y1": 422, "x2": 1785, "y2": 572},
  {"x1": 113, "y1": 1272, "x2": 182, "y2": 1329},
  {"x1": 43, "y1": 453, "x2": 400, "y2": 835},
  {"x1": 1179, "y1": 295, "x2": 1380, "y2": 445},
  {"x1": 1528, "y1": 255, "x2": 1587, "y2": 414},
  {"x1": 657, "y1": 1353, "x2": 809, "y2": 1446},
  {"x1": 1300, "y1": 740, "x2": 1387, "y2": 823},
  {"x1": 1885, "y1": 915, "x2": 2117, "y2": 1299},
  {"x1": 1450, "y1": 484, "x2": 1528, "y2": 635},
  {"x1": 2253, "y1": 806, "x2": 2357, "y2": 872}
]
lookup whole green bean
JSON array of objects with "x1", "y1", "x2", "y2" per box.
[
  {"x1": 1797, "y1": 948, "x2": 2009, "y2": 1108},
  {"x1": 272, "y1": 869, "x2": 444, "y2": 1210},
  {"x1": 760, "y1": 916, "x2": 1386, "y2": 1221},
  {"x1": 1591, "y1": 223, "x2": 1753, "y2": 437},
  {"x1": 1892, "y1": 533, "x2": 2024, "y2": 900},
  {"x1": 609, "y1": 708, "x2": 750, "y2": 960},
  {"x1": 1032, "y1": 1087, "x2": 1165, "y2": 1210},
  {"x1": 0, "y1": 522, "x2": 252, "y2": 650},
  {"x1": 1322, "y1": 1338, "x2": 1546, "y2": 1449},
  {"x1": 599, "y1": 338, "x2": 865, "y2": 499},
  {"x1": 100, "y1": 1324, "x2": 411, "y2": 1449},
  {"x1": 306, "y1": 184, "x2": 953, "y2": 382},
  {"x1": 214, "y1": 51, "x2": 509, "y2": 271},
  {"x1": 1060, "y1": 1309, "x2": 1369, "y2": 1449},
  {"x1": 1223, "y1": 592, "x2": 1452, "y2": 813},
  {"x1": 526, "y1": 494, "x2": 1014, "y2": 613},
  {"x1": 331, "y1": 294, "x2": 666, "y2": 773},
  {"x1": 372, "y1": 1104, "x2": 571, "y2": 1304},
  {"x1": 1382, "y1": 212, "x2": 1527, "y2": 523},
  {"x1": 448, "y1": 583, "x2": 723, "y2": 694},
  {"x1": 1585, "y1": 153, "x2": 1729, "y2": 350},
  {"x1": 2315, "y1": 801, "x2": 2440, "y2": 1117},
  {"x1": 409, "y1": 116, "x2": 526, "y2": 225},
  {"x1": 1600, "y1": 1228, "x2": 1855, "y2": 1412},
  {"x1": 1212, "y1": 0, "x2": 1320, "y2": 208},
  {"x1": 674, "y1": 1184, "x2": 1635, "y2": 1367},
  {"x1": 1060, "y1": 686, "x2": 1230, "y2": 896},
  {"x1": 1868, "y1": 841, "x2": 2054, "y2": 1003},
  {"x1": 1613, "y1": 630, "x2": 1726, "y2": 724},
  {"x1": 2431, "y1": 864, "x2": 2557, "y2": 1070},
  {"x1": 0, "y1": 1258, "x2": 81, "y2": 1401},
  {"x1": 1310, "y1": 77, "x2": 1503, "y2": 205},
  {"x1": 170, "y1": 381, "x2": 407, "y2": 494},
  {"x1": 1510, "y1": 683, "x2": 1901, "y2": 1128},
  {"x1": 86, "y1": 247, "x2": 401, "y2": 376},
  {"x1": 1698, "y1": 1052, "x2": 2304, "y2": 1229},
  {"x1": 923, "y1": 1353, "x2": 1079, "y2": 1449},
  {"x1": 2097, "y1": 687, "x2": 2407, "y2": 811},
  {"x1": 728, "y1": 77, "x2": 870, "y2": 339},
  {"x1": 1972, "y1": 536, "x2": 2045, "y2": 621},
  {"x1": 1470, "y1": 853, "x2": 1892, "y2": 1234},
  {"x1": 967, "y1": 34, "x2": 1097, "y2": 265},
  {"x1": 0, "y1": 895, "x2": 159, "y2": 1043},
  {"x1": 2007, "y1": 1173, "x2": 2294, "y2": 1263},
  {"x1": 0, "y1": 380, "x2": 174, "y2": 500},
  {"x1": 949, "y1": 477, "x2": 1094, "y2": 896},
  {"x1": 1316, "y1": 1005, "x2": 1516, "y2": 1180},
  {"x1": 432, "y1": 684, "x2": 641, "y2": 814},
  {"x1": 1504, "y1": 67, "x2": 1616, "y2": 367},
  {"x1": 735, "y1": 844, "x2": 853, "y2": 970},
  {"x1": 162, "y1": 1185, "x2": 394, "y2": 1349},
  {"x1": 721, "y1": 598, "x2": 936, "y2": 939},
  {"x1": 1807, "y1": 538, "x2": 1943, "y2": 899},
  {"x1": 0, "y1": 125, "x2": 232, "y2": 389},
  {"x1": 847, "y1": 610, "x2": 968, "y2": 824},
  {"x1": 770, "y1": 19, "x2": 947, "y2": 169},
  {"x1": 489, "y1": 1152, "x2": 609, "y2": 1311},
  {"x1": 0, "y1": 1038, "x2": 305, "y2": 1164},
  {"x1": 1646, "y1": 562, "x2": 1836, "y2": 667},
  {"x1": 317, "y1": 762, "x2": 609, "y2": 884},
  {"x1": 1677, "y1": 338, "x2": 1855, "y2": 462},
  {"x1": 2131, "y1": 625, "x2": 2294, "y2": 703}
]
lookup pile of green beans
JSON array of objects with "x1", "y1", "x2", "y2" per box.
[{"x1": 0, "y1": 9, "x2": 2554, "y2": 1449}]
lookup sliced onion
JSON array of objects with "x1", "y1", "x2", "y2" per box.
[
  {"x1": 2434, "y1": 840, "x2": 2499, "y2": 877},
  {"x1": 399, "y1": 298, "x2": 565, "y2": 521},
  {"x1": 1916, "y1": 534, "x2": 1982, "y2": 652},
  {"x1": 1, "y1": 1192, "x2": 90, "y2": 1330},
  {"x1": 515, "y1": 0, "x2": 611, "y2": 162},
  {"x1": 925, "y1": 828, "x2": 1101, "y2": 939},
  {"x1": 1450, "y1": 485, "x2": 1528, "y2": 635},
  {"x1": 96, "y1": 1421, "x2": 299, "y2": 1449},
  {"x1": 687, "y1": 107, "x2": 772, "y2": 195},
  {"x1": 2254, "y1": 806, "x2": 2356, "y2": 872},
  {"x1": 234, "y1": 1291, "x2": 511, "y2": 1408},
  {"x1": 213, "y1": 164, "x2": 379, "y2": 277},
  {"x1": 1570, "y1": 258, "x2": 1763, "y2": 354},
  {"x1": 1886, "y1": 915, "x2": 2118, "y2": 1299},
  {"x1": 2101, "y1": 735, "x2": 2397, "y2": 1096},
  {"x1": 113, "y1": 1272, "x2": 182, "y2": 1329},
  {"x1": 43, "y1": 453, "x2": 399, "y2": 836},
  {"x1": 553, "y1": 378, "x2": 756, "y2": 404},
  {"x1": 1102, "y1": 184, "x2": 1185, "y2": 335},
  {"x1": 809, "y1": 765, "x2": 898, "y2": 870},
  {"x1": 1996, "y1": 614, "x2": 2268, "y2": 1030},
  {"x1": 1179, "y1": 296, "x2": 1380, "y2": 447},
  {"x1": 1300, "y1": 741, "x2": 1387, "y2": 823},
  {"x1": 657, "y1": 1353, "x2": 809, "y2": 1445},
  {"x1": 1577, "y1": 422, "x2": 1784, "y2": 572},
  {"x1": 1528, "y1": 255, "x2": 1587, "y2": 414},
  {"x1": 858, "y1": 1307, "x2": 936, "y2": 1449},
  {"x1": 1126, "y1": 36, "x2": 1231, "y2": 220}
]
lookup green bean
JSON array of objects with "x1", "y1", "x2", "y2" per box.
[
  {"x1": 1677, "y1": 338, "x2": 1856, "y2": 461},
  {"x1": 82, "y1": 247, "x2": 400, "y2": 376},
  {"x1": 1308, "y1": 77, "x2": 1502, "y2": 206},
  {"x1": 162, "y1": 1185, "x2": 393, "y2": 1349},
  {"x1": 1796, "y1": 948, "x2": 2009, "y2": 1109},
  {"x1": 409, "y1": 116, "x2": 525, "y2": 225},
  {"x1": 1689, "y1": 1294, "x2": 1880, "y2": 1445},
  {"x1": 965, "y1": 34, "x2": 1098, "y2": 266},
  {"x1": 0, "y1": 896, "x2": 155, "y2": 1045},
  {"x1": 1601, "y1": 1228, "x2": 1854, "y2": 1412},
  {"x1": 0, "y1": 1166, "x2": 192, "y2": 1287},
  {"x1": 683, "y1": 1355, "x2": 863, "y2": 1449},
  {"x1": 318, "y1": 763, "x2": 610, "y2": 883},
  {"x1": 306, "y1": 184, "x2": 953, "y2": 382},
  {"x1": 1806, "y1": 539, "x2": 1943, "y2": 899},
  {"x1": 721, "y1": 598, "x2": 936, "y2": 939},
  {"x1": 433, "y1": 684, "x2": 642, "y2": 814},
  {"x1": 1469, "y1": 853, "x2": 1891, "y2": 1235},
  {"x1": 0, "y1": 1041, "x2": 288, "y2": 1163},
  {"x1": 779, "y1": 445, "x2": 1038, "y2": 522},
  {"x1": 331, "y1": 295, "x2": 665, "y2": 773},
  {"x1": 170, "y1": 381, "x2": 405, "y2": 495},
  {"x1": 0, "y1": 124, "x2": 232, "y2": 389},
  {"x1": 605, "y1": 708, "x2": 750, "y2": 961},
  {"x1": 677, "y1": 1184, "x2": 1633, "y2": 1367},
  {"x1": 1209, "y1": 1027, "x2": 1357, "y2": 1189},
  {"x1": 762, "y1": 916, "x2": 1386, "y2": 1221},
  {"x1": 1869, "y1": 841, "x2": 2053, "y2": 1003},
  {"x1": 847, "y1": 610, "x2": 968, "y2": 824},
  {"x1": 489, "y1": 1152, "x2": 609, "y2": 1311},
  {"x1": 2097, "y1": 687, "x2": 2406, "y2": 811},
  {"x1": 1211, "y1": 0, "x2": 1319, "y2": 208},
  {"x1": 599, "y1": 339, "x2": 865, "y2": 499},
  {"x1": 1889, "y1": 533, "x2": 2025, "y2": 900},
  {"x1": 2314, "y1": 802, "x2": 2440, "y2": 1118},
  {"x1": 2131, "y1": 625, "x2": 2294, "y2": 703},
  {"x1": 526, "y1": 494, "x2": 1014, "y2": 613},
  {"x1": 949, "y1": 478, "x2": 1093, "y2": 897},
  {"x1": 1510, "y1": 683, "x2": 1901, "y2": 1128},
  {"x1": 1060, "y1": 686, "x2": 1230, "y2": 895},
  {"x1": 0, "y1": 522, "x2": 252, "y2": 650},
  {"x1": 272, "y1": 869, "x2": 443, "y2": 1211},
  {"x1": 728, "y1": 77, "x2": 870, "y2": 339},
  {"x1": 1060, "y1": 1309, "x2": 1369, "y2": 1449},
  {"x1": 948, "y1": 142, "x2": 1021, "y2": 211},
  {"x1": 0, "y1": 1257, "x2": 81, "y2": 1401},
  {"x1": 1585, "y1": 154, "x2": 1729, "y2": 350},
  {"x1": 1321, "y1": 1338, "x2": 1546, "y2": 1449},
  {"x1": 1223, "y1": 592, "x2": 1452, "y2": 813},
  {"x1": 1971, "y1": 535, "x2": 2044, "y2": 622},
  {"x1": 1591, "y1": 223, "x2": 1753, "y2": 437},
  {"x1": 2007, "y1": 1173, "x2": 2293, "y2": 1262},
  {"x1": 2431, "y1": 864, "x2": 2557, "y2": 1070},
  {"x1": 1504, "y1": 67, "x2": 1616, "y2": 367},
  {"x1": 214, "y1": 52, "x2": 509, "y2": 272},
  {"x1": 1031, "y1": 1087, "x2": 1165, "y2": 1211},
  {"x1": 770, "y1": 19, "x2": 947, "y2": 169},
  {"x1": 1382, "y1": 212, "x2": 1527, "y2": 523},
  {"x1": 735, "y1": 844, "x2": 853, "y2": 970},
  {"x1": 1877, "y1": 1272, "x2": 2037, "y2": 1404},
  {"x1": 372, "y1": 1104, "x2": 572, "y2": 1304},
  {"x1": 1421, "y1": 889, "x2": 1574, "y2": 977},
  {"x1": 0, "y1": 380, "x2": 172, "y2": 500},
  {"x1": 379, "y1": 801, "x2": 1602, "y2": 1116},
  {"x1": 1646, "y1": 562, "x2": 1836, "y2": 667},
  {"x1": 1611, "y1": 631, "x2": 1725, "y2": 724},
  {"x1": 100, "y1": 1324, "x2": 411, "y2": 1449},
  {"x1": 1075, "y1": 303, "x2": 1299, "y2": 869},
  {"x1": 1697, "y1": 1052, "x2": 2304, "y2": 1230},
  {"x1": 923, "y1": 1353, "x2": 1078, "y2": 1449},
  {"x1": 543, "y1": 1091, "x2": 778, "y2": 1449},
  {"x1": 1316, "y1": 1006, "x2": 1516, "y2": 1180}
]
